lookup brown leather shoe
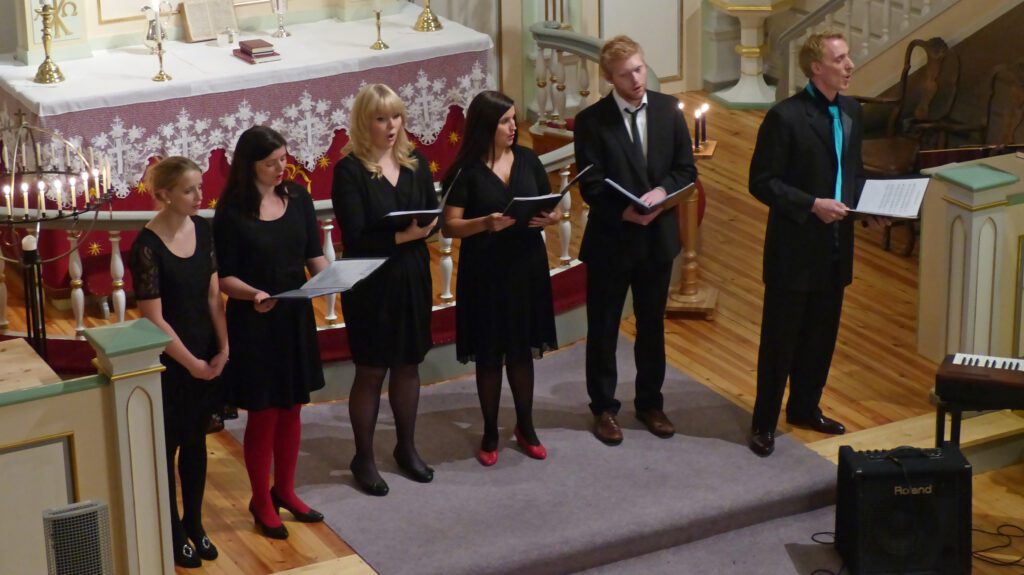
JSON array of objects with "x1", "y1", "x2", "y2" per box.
[
  {"x1": 593, "y1": 412, "x2": 623, "y2": 445},
  {"x1": 637, "y1": 409, "x2": 675, "y2": 438}
]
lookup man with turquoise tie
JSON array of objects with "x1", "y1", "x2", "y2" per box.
[{"x1": 747, "y1": 31, "x2": 869, "y2": 457}]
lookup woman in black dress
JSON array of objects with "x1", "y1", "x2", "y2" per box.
[
  {"x1": 214, "y1": 126, "x2": 329, "y2": 539},
  {"x1": 332, "y1": 84, "x2": 437, "y2": 496},
  {"x1": 442, "y1": 91, "x2": 560, "y2": 466},
  {"x1": 129, "y1": 156, "x2": 228, "y2": 568}
]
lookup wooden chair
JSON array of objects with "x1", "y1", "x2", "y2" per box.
[
  {"x1": 933, "y1": 60, "x2": 1024, "y2": 149},
  {"x1": 855, "y1": 38, "x2": 960, "y2": 256}
]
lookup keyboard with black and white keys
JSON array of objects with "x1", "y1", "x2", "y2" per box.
[{"x1": 950, "y1": 353, "x2": 1024, "y2": 371}]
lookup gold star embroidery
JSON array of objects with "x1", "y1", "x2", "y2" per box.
[
  {"x1": 448, "y1": 132, "x2": 460, "y2": 145},
  {"x1": 136, "y1": 181, "x2": 149, "y2": 195},
  {"x1": 208, "y1": 198, "x2": 218, "y2": 209},
  {"x1": 88, "y1": 242, "x2": 102, "y2": 256},
  {"x1": 318, "y1": 155, "x2": 330, "y2": 170},
  {"x1": 429, "y1": 160, "x2": 439, "y2": 174}
]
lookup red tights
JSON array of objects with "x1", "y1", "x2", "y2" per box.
[{"x1": 244, "y1": 404, "x2": 310, "y2": 527}]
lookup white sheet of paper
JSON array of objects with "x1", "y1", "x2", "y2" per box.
[
  {"x1": 271, "y1": 258, "x2": 386, "y2": 299},
  {"x1": 851, "y1": 178, "x2": 930, "y2": 219}
]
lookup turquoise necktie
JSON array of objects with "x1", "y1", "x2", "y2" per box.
[{"x1": 828, "y1": 105, "x2": 843, "y2": 202}]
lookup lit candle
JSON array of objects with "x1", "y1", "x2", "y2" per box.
[
  {"x1": 700, "y1": 103, "x2": 709, "y2": 143},
  {"x1": 152, "y1": 0, "x2": 163, "y2": 41},
  {"x1": 91, "y1": 168, "x2": 100, "y2": 202},
  {"x1": 81, "y1": 171, "x2": 89, "y2": 204},
  {"x1": 3, "y1": 185, "x2": 11, "y2": 218},
  {"x1": 54, "y1": 179, "x2": 63, "y2": 214},
  {"x1": 37, "y1": 180, "x2": 46, "y2": 218},
  {"x1": 677, "y1": 101, "x2": 685, "y2": 113},
  {"x1": 694, "y1": 109, "x2": 702, "y2": 146},
  {"x1": 21, "y1": 182, "x2": 29, "y2": 217},
  {"x1": 69, "y1": 177, "x2": 77, "y2": 211}
]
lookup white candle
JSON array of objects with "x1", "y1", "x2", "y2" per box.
[
  {"x1": 37, "y1": 180, "x2": 46, "y2": 217},
  {"x1": 35, "y1": 142, "x2": 42, "y2": 169},
  {"x1": 2, "y1": 142, "x2": 8, "y2": 171},
  {"x1": 21, "y1": 182, "x2": 29, "y2": 215},
  {"x1": 677, "y1": 101, "x2": 684, "y2": 112},
  {"x1": 91, "y1": 169, "x2": 100, "y2": 201},
  {"x1": 54, "y1": 179, "x2": 63, "y2": 213},
  {"x1": 64, "y1": 144, "x2": 71, "y2": 169},
  {"x1": 3, "y1": 185, "x2": 11, "y2": 218},
  {"x1": 81, "y1": 171, "x2": 89, "y2": 204},
  {"x1": 69, "y1": 177, "x2": 77, "y2": 211},
  {"x1": 152, "y1": 1, "x2": 163, "y2": 40},
  {"x1": 88, "y1": 148, "x2": 95, "y2": 172}
]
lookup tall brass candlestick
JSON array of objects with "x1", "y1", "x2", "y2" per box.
[
  {"x1": 370, "y1": 10, "x2": 389, "y2": 50},
  {"x1": 413, "y1": 0, "x2": 442, "y2": 32},
  {"x1": 152, "y1": 38, "x2": 172, "y2": 81},
  {"x1": 33, "y1": 4, "x2": 66, "y2": 84}
]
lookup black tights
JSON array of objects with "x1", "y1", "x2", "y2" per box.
[
  {"x1": 477, "y1": 359, "x2": 538, "y2": 451},
  {"x1": 166, "y1": 422, "x2": 208, "y2": 545},
  {"x1": 348, "y1": 363, "x2": 427, "y2": 484}
]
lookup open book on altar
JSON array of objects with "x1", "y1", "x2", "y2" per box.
[
  {"x1": 270, "y1": 258, "x2": 386, "y2": 299},
  {"x1": 848, "y1": 178, "x2": 929, "y2": 219},
  {"x1": 605, "y1": 178, "x2": 695, "y2": 215},
  {"x1": 502, "y1": 165, "x2": 592, "y2": 223}
]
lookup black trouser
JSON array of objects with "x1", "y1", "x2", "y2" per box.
[
  {"x1": 751, "y1": 281, "x2": 845, "y2": 433},
  {"x1": 585, "y1": 257, "x2": 673, "y2": 416}
]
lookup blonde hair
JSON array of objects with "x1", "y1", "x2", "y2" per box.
[
  {"x1": 799, "y1": 31, "x2": 847, "y2": 79},
  {"x1": 342, "y1": 84, "x2": 418, "y2": 177},
  {"x1": 599, "y1": 35, "x2": 644, "y2": 76},
  {"x1": 145, "y1": 156, "x2": 200, "y2": 202}
]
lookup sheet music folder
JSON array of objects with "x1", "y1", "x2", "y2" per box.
[
  {"x1": 847, "y1": 177, "x2": 929, "y2": 220},
  {"x1": 270, "y1": 258, "x2": 386, "y2": 299},
  {"x1": 502, "y1": 165, "x2": 592, "y2": 222},
  {"x1": 382, "y1": 209, "x2": 442, "y2": 229},
  {"x1": 605, "y1": 178, "x2": 695, "y2": 215}
]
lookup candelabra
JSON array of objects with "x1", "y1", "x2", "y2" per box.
[
  {"x1": 271, "y1": 0, "x2": 292, "y2": 38},
  {"x1": 34, "y1": 3, "x2": 66, "y2": 85},
  {"x1": 370, "y1": 10, "x2": 388, "y2": 50},
  {"x1": 413, "y1": 0, "x2": 442, "y2": 32},
  {"x1": 1, "y1": 121, "x2": 115, "y2": 357}
]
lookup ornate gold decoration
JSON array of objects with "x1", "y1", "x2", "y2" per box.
[
  {"x1": 34, "y1": 4, "x2": 66, "y2": 84},
  {"x1": 413, "y1": 0, "x2": 442, "y2": 32}
]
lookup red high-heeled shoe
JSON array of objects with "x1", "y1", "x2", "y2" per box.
[
  {"x1": 476, "y1": 447, "x2": 498, "y2": 466},
  {"x1": 514, "y1": 427, "x2": 547, "y2": 460}
]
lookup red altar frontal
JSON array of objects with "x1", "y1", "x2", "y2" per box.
[{"x1": 0, "y1": 4, "x2": 493, "y2": 294}]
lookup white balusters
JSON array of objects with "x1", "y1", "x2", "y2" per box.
[
  {"x1": 0, "y1": 252, "x2": 7, "y2": 330},
  {"x1": 558, "y1": 166, "x2": 572, "y2": 266},
  {"x1": 922, "y1": 0, "x2": 931, "y2": 16},
  {"x1": 535, "y1": 48, "x2": 550, "y2": 125},
  {"x1": 881, "y1": 0, "x2": 892, "y2": 43},
  {"x1": 321, "y1": 218, "x2": 338, "y2": 324},
  {"x1": 439, "y1": 233, "x2": 454, "y2": 303},
  {"x1": 109, "y1": 230, "x2": 126, "y2": 323},
  {"x1": 68, "y1": 231, "x2": 85, "y2": 334},
  {"x1": 901, "y1": 0, "x2": 911, "y2": 30},
  {"x1": 577, "y1": 61, "x2": 591, "y2": 108},
  {"x1": 551, "y1": 51, "x2": 567, "y2": 128}
]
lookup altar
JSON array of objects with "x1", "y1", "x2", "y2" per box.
[{"x1": 0, "y1": 2, "x2": 493, "y2": 292}]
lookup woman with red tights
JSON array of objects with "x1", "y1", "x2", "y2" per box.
[{"x1": 214, "y1": 126, "x2": 329, "y2": 539}]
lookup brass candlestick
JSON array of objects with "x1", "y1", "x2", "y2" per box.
[
  {"x1": 152, "y1": 39, "x2": 171, "y2": 81},
  {"x1": 370, "y1": 10, "x2": 388, "y2": 50},
  {"x1": 33, "y1": 4, "x2": 65, "y2": 84},
  {"x1": 413, "y1": 0, "x2": 442, "y2": 32}
]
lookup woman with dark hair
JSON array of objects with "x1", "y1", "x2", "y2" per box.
[
  {"x1": 129, "y1": 156, "x2": 228, "y2": 568},
  {"x1": 331, "y1": 84, "x2": 437, "y2": 496},
  {"x1": 442, "y1": 90, "x2": 560, "y2": 466},
  {"x1": 214, "y1": 125, "x2": 329, "y2": 539}
]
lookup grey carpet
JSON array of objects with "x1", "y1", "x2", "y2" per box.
[
  {"x1": 227, "y1": 337, "x2": 837, "y2": 575},
  {"x1": 581, "y1": 506, "x2": 842, "y2": 575}
]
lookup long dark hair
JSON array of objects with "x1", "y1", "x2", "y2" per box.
[
  {"x1": 442, "y1": 90, "x2": 517, "y2": 189},
  {"x1": 220, "y1": 125, "x2": 288, "y2": 218}
]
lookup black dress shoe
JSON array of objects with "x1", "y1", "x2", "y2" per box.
[
  {"x1": 393, "y1": 447, "x2": 434, "y2": 483},
  {"x1": 188, "y1": 532, "x2": 218, "y2": 561},
  {"x1": 173, "y1": 541, "x2": 202, "y2": 568},
  {"x1": 748, "y1": 430, "x2": 775, "y2": 457},
  {"x1": 788, "y1": 413, "x2": 846, "y2": 435},
  {"x1": 249, "y1": 502, "x2": 288, "y2": 540},
  {"x1": 350, "y1": 460, "x2": 389, "y2": 496},
  {"x1": 271, "y1": 489, "x2": 324, "y2": 523}
]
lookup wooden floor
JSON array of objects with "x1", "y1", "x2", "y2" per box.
[{"x1": 3, "y1": 92, "x2": 1022, "y2": 574}]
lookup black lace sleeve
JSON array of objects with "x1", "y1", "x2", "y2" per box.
[{"x1": 128, "y1": 235, "x2": 161, "y2": 301}]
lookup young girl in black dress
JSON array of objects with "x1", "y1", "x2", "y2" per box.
[
  {"x1": 332, "y1": 84, "x2": 437, "y2": 495},
  {"x1": 129, "y1": 156, "x2": 228, "y2": 568},
  {"x1": 442, "y1": 91, "x2": 560, "y2": 466},
  {"x1": 214, "y1": 126, "x2": 329, "y2": 539}
]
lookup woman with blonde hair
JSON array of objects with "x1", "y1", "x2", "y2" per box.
[
  {"x1": 332, "y1": 84, "x2": 438, "y2": 495},
  {"x1": 129, "y1": 156, "x2": 228, "y2": 567}
]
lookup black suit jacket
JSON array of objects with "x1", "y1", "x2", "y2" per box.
[
  {"x1": 749, "y1": 88, "x2": 863, "y2": 292},
  {"x1": 574, "y1": 90, "x2": 697, "y2": 269}
]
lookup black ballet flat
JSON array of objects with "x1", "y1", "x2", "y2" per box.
[
  {"x1": 248, "y1": 502, "x2": 288, "y2": 540},
  {"x1": 188, "y1": 531, "x2": 218, "y2": 561},
  {"x1": 349, "y1": 461, "x2": 389, "y2": 496},
  {"x1": 393, "y1": 447, "x2": 434, "y2": 483},
  {"x1": 173, "y1": 540, "x2": 201, "y2": 568},
  {"x1": 271, "y1": 489, "x2": 324, "y2": 523}
]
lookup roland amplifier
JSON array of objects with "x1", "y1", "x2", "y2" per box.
[{"x1": 835, "y1": 445, "x2": 971, "y2": 575}]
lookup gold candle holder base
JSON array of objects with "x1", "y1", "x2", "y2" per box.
[
  {"x1": 153, "y1": 70, "x2": 172, "y2": 82},
  {"x1": 413, "y1": 1, "x2": 442, "y2": 32},
  {"x1": 370, "y1": 10, "x2": 389, "y2": 50},
  {"x1": 33, "y1": 5, "x2": 65, "y2": 85},
  {"x1": 152, "y1": 45, "x2": 172, "y2": 82}
]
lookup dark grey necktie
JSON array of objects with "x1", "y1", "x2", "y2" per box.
[{"x1": 625, "y1": 103, "x2": 647, "y2": 165}]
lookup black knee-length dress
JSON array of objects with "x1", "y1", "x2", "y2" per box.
[
  {"x1": 213, "y1": 184, "x2": 326, "y2": 410},
  {"x1": 331, "y1": 151, "x2": 437, "y2": 367},
  {"x1": 446, "y1": 145, "x2": 558, "y2": 365}
]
